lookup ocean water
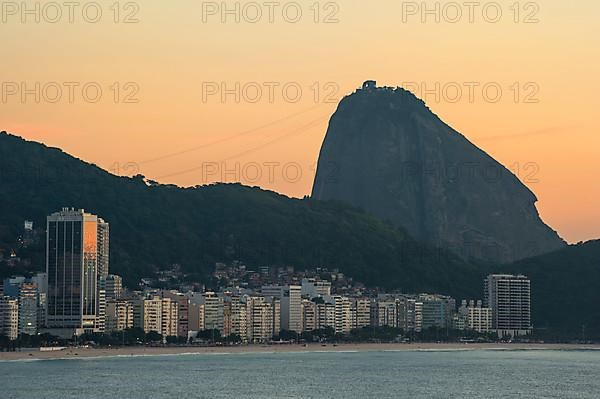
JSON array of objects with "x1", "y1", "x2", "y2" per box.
[{"x1": 1, "y1": 349, "x2": 599, "y2": 398}]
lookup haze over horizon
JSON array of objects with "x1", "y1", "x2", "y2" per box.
[{"x1": 1, "y1": 1, "x2": 598, "y2": 243}]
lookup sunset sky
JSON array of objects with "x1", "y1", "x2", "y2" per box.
[{"x1": 1, "y1": 1, "x2": 598, "y2": 243}]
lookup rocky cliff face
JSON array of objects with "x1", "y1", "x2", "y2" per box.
[{"x1": 312, "y1": 82, "x2": 565, "y2": 263}]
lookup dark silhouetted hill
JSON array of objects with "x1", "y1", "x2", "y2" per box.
[
  {"x1": 312, "y1": 82, "x2": 565, "y2": 263},
  {"x1": 501, "y1": 240, "x2": 600, "y2": 339},
  {"x1": 0, "y1": 131, "x2": 481, "y2": 297}
]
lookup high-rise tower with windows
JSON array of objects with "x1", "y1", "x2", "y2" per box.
[
  {"x1": 484, "y1": 274, "x2": 532, "y2": 337},
  {"x1": 46, "y1": 208, "x2": 109, "y2": 333}
]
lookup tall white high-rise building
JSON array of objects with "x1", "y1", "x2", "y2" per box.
[
  {"x1": 96, "y1": 288, "x2": 106, "y2": 332},
  {"x1": 329, "y1": 295, "x2": 351, "y2": 334},
  {"x1": 244, "y1": 295, "x2": 280, "y2": 343},
  {"x1": 97, "y1": 219, "x2": 110, "y2": 278},
  {"x1": 484, "y1": 274, "x2": 532, "y2": 337}
]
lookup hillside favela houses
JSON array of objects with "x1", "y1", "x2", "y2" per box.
[{"x1": 0, "y1": 208, "x2": 533, "y2": 344}]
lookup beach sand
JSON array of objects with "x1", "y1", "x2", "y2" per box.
[{"x1": 1, "y1": 343, "x2": 599, "y2": 361}]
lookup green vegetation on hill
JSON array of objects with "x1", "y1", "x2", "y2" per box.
[{"x1": 0, "y1": 131, "x2": 481, "y2": 297}]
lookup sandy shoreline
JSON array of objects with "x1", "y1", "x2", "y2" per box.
[{"x1": 1, "y1": 343, "x2": 599, "y2": 361}]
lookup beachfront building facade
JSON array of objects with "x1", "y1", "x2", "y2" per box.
[
  {"x1": 106, "y1": 300, "x2": 134, "y2": 332},
  {"x1": 46, "y1": 208, "x2": 108, "y2": 334},
  {"x1": 0, "y1": 297, "x2": 19, "y2": 340},
  {"x1": 484, "y1": 274, "x2": 532, "y2": 337},
  {"x1": 134, "y1": 296, "x2": 178, "y2": 337}
]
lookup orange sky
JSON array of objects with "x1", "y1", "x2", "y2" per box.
[{"x1": 1, "y1": 1, "x2": 598, "y2": 243}]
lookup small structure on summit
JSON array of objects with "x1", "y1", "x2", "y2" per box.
[{"x1": 362, "y1": 80, "x2": 377, "y2": 90}]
